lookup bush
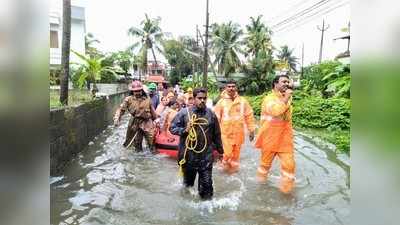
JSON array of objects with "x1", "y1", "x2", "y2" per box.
[
  {"x1": 245, "y1": 94, "x2": 267, "y2": 117},
  {"x1": 100, "y1": 70, "x2": 117, "y2": 83},
  {"x1": 292, "y1": 95, "x2": 350, "y2": 130}
]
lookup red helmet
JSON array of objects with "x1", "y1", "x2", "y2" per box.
[{"x1": 129, "y1": 80, "x2": 143, "y2": 91}]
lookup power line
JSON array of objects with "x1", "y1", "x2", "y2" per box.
[
  {"x1": 273, "y1": 0, "x2": 348, "y2": 32},
  {"x1": 271, "y1": 0, "x2": 334, "y2": 29},
  {"x1": 266, "y1": 0, "x2": 315, "y2": 24},
  {"x1": 274, "y1": 1, "x2": 349, "y2": 34}
]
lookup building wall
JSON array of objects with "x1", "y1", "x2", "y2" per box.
[
  {"x1": 49, "y1": 91, "x2": 128, "y2": 176},
  {"x1": 49, "y1": 0, "x2": 86, "y2": 67}
]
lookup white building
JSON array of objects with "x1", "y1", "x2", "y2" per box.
[{"x1": 50, "y1": 0, "x2": 86, "y2": 69}]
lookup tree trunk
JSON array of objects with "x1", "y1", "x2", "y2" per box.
[
  {"x1": 151, "y1": 47, "x2": 158, "y2": 66},
  {"x1": 59, "y1": 0, "x2": 71, "y2": 105}
]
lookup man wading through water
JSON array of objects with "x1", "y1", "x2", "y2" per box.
[
  {"x1": 114, "y1": 80, "x2": 158, "y2": 153},
  {"x1": 254, "y1": 75, "x2": 295, "y2": 193},
  {"x1": 170, "y1": 88, "x2": 224, "y2": 200}
]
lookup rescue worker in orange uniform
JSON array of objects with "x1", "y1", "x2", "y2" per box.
[
  {"x1": 213, "y1": 80, "x2": 255, "y2": 173},
  {"x1": 113, "y1": 80, "x2": 158, "y2": 153},
  {"x1": 254, "y1": 75, "x2": 295, "y2": 193}
]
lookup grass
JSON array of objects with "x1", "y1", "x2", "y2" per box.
[{"x1": 50, "y1": 89, "x2": 93, "y2": 109}]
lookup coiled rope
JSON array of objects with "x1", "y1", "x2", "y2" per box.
[{"x1": 178, "y1": 108, "x2": 208, "y2": 176}]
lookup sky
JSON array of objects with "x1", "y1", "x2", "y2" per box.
[{"x1": 80, "y1": 0, "x2": 350, "y2": 66}]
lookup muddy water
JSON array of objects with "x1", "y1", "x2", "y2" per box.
[{"x1": 51, "y1": 115, "x2": 350, "y2": 225}]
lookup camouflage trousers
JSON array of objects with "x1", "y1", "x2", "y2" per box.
[{"x1": 123, "y1": 117, "x2": 157, "y2": 153}]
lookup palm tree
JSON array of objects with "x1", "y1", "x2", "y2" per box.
[
  {"x1": 59, "y1": 0, "x2": 71, "y2": 105},
  {"x1": 127, "y1": 14, "x2": 165, "y2": 76},
  {"x1": 277, "y1": 45, "x2": 299, "y2": 72},
  {"x1": 211, "y1": 22, "x2": 243, "y2": 77},
  {"x1": 85, "y1": 32, "x2": 102, "y2": 59},
  {"x1": 245, "y1": 15, "x2": 273, "y2": 58}
]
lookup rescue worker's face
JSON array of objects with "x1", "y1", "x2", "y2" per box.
[
  {"x1": 276, "y1": 77, "x2": 290, "y2": 93},
  {"x1": 226, "y1": 83, "x2": 237, "y2": 96},
  {"x1": 194, "y1": 92, "x2": 207, "y2": 109},
  {"x1": 133, "y1": 90, "x2": 142, "y2": 98}
]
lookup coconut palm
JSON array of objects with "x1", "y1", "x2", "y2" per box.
[
  {"x1": 245, "y1": 15, "x2": 273, "y2": 58},
  {"x1": 211, "y1": 22, "x2": 244, "y2": 77},
  {"x1": 277, "y1": 45, "x2": 299, "y2": 72},
  {"x1": 127, "y1": 14, "x2": 166, "y2": 74},
  {"x1": 85, "y1": 32, "x2": 102, "y2": 59}
]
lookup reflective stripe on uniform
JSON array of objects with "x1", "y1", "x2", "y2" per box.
[
  {"x1": 281, "y1": 171, "x2": 295, "y2": 180},
  {"x1": 257, "y1": 167, "x2": 268, "y2": 175}
]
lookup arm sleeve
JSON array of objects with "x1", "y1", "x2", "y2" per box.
[
  {"x1": 213, "y1": 100, "x2": 223, "y2": 123},
  {"x1": 212, "y1": 113, "x2": 224, "y2": 154},
  {"x1": 113, "y1": 97, "x2": 129, "y2": 121},
  {"x1": 169, "y1": 110, "x2": 187, "y2": 136},
  {"x1": 243, "y1": 99, "x2": 255, "y2": 132}
]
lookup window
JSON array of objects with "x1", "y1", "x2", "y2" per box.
[{"x1": 50, "y1": 30, "x2": 59, "y2": 48}]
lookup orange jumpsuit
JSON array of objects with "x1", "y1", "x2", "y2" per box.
[
  {"x1": 254, "y1": 90, "x2": 295, "y2": 193},
  {"x1": 214, "y1": 91, "x2": 255, "y2": 172}
]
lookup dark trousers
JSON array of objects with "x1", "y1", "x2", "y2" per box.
[{"x1": 183, "y1": 163, "x2": 213, "y2": 200}]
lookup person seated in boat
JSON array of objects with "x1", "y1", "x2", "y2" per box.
[
  {"x1": 177, "y1": 95, "x2": 187, "y2": 108},
  {"x1": 162, "y1": 97, "x2": 181, "y2": 135},
  {"x1": 155, "y1": 96, "x2": 169, "y2": 117},
  {"x1": 186, "y1": 95, "x2": 194, "y2": 108}
]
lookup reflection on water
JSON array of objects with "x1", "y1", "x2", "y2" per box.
[{"x1": 51, "y1": 115, "x2": 350, "y2": 225}]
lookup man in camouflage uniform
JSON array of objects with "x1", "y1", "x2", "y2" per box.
[{"x1": 114, "y1": 80, "x2": 158, "y2": 153}]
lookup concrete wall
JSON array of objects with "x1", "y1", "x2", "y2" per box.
[
  {"x1": 90, "y1": 83, "x2": 129, "y2": 95},
  {"x1": 50, "y1": 91, "x2": 128, "y2": 176}
]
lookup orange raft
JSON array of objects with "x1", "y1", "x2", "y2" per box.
[{"x1": 154, "y1": 128, "x2": 220, "y2": 159}]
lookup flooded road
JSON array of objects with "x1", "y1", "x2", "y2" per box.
[{"x1": 51, "y1": 115, "x2": 350, "y2": 225}]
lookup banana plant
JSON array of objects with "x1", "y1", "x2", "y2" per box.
[{"x1": 72, "y1": 50, "x2": 118, "y2": 92}]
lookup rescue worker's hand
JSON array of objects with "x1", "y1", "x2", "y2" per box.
[
  {"x1": 284, "y1": 88, "x2": 293, "y2": 97},
  {"x1": 282, "y1": 88, "x2": 293, "y2": 103},
  {"x1": 249, "y1": 131, "x2": 255, "y2": 142},
  {"x1": 184, "y1": 123, "x2": 191, "y2": 133}
]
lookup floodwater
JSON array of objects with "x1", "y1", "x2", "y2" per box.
[{"x1": 51, "y1": 115, "x2": 350, "y2": 225}]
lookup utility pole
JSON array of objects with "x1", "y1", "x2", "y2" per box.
[
  {"x1": 317, "y1": 19, "x2": 329, "y2": 64},
  {"x1": 301, "y1": 42, "x2": 304, "y2": 78},
  {"x1": 203, "y1": 0, "x2": 209, "y2": 88},
  {"x1": 347, "y1": 22, "x2": 350, "y2": 53}
]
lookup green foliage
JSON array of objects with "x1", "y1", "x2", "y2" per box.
[
  {"x1": 301, "y1": 60, "x2": 350, "y2": 98},
  {"x1": 211, "y1": 22, "x2": 243, "y2": 77},
  {"x1": 244, "y1": 94, "x2": 267, "y2": 117},
  {"x1": 277, "y1": 45, "x2": 299, "y2": 72},
  {"x1": 180, "y1": 72, "x2": 218, "y2": 93},
  {"x1": 245, "y1": 15, "x2": 272, "y2": 58},
  {"x1": 292, "y1": 95, "x2": 350, "y2": 129},
  {"x1": 292, "y1": 93, "x2": 350, "y2": 152},
  {"x1": 239, "y1": 50, "x2": 275, "y2": 95},
  {"x1": 163, "y1": 39, "x2": 194, "y2": 84},
  {"x1": 72, "y1": 50, "x2": 118, "y2": 88},
  {"x1": 49, "y1": 69, "x2": 61, "y2": 85},
  {"x1": 128, "y1": 14, "x2": 165, "y2": 71}
]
